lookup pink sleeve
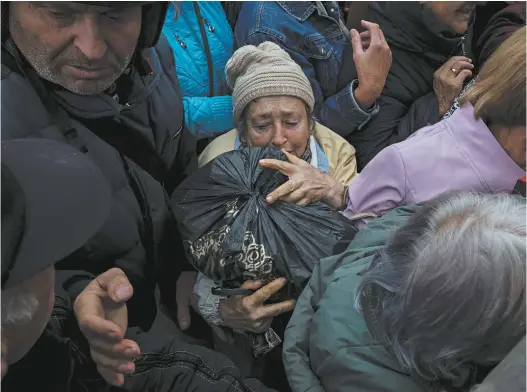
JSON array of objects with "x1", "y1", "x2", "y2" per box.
[{"x1": 343, "y1": 145, "x2": 408, "y2": 227}]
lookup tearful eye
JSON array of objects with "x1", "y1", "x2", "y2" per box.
[{"x1": 253, "y1": 124, "x2": 270, "y2": 131}]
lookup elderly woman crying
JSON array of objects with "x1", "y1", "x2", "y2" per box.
[
  {"x1": 187, "y1": 41, "x2": 358, "y2": 389},
  {"x1": 199, "y1": 41, "x2": 358, "y2": 204}
]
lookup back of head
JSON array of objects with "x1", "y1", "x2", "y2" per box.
[
  {"x1": 462, "y1": 26, "x2": 526, "y2": 128},
  {"x1": 357, "y1": 192, "x2": 526, "y2": 381}
]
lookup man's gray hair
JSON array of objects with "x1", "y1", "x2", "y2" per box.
[
  {"x1": 355, "y1": 192, "x2": 526, "y2": 382},
  {"x1": 1, "y1": 289, "x2": 39, "y2": 327}
]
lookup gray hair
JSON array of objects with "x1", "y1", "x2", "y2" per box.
[
  {"x1": 355, "y1": 192, "x2": 526, "y2": 382},
  {"x1": 1, "y1": 289, "x2": 39, "y2": 328}
]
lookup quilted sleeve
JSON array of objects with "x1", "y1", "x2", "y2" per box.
[{"x1": 183, "y1": 94, "x2": 234, "y2": 139}]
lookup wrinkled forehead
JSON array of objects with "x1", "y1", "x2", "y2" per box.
[{"x1": 29, "y1": 1, "x2": 142, "y2": 13}]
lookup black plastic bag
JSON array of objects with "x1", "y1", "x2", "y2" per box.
[{"x1": 171, "y1": 147, "x2": 357, "y2": 300}]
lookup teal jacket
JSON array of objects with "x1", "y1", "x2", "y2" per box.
[
  {"x1": 283, "y1": 204, "x2": 440, "y2": 392},
  {"x1": 163, "y1": 2, "x2": 234, "y2": 138}
]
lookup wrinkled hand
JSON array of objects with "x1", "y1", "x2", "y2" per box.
[
  {"x1": 74, "y1": 268, "x2": 139, "y2": 387},
  {"x1": 351, "y1": 20, "x2": 392, "y2": 109},
  {"x1": 175, "y1": 271, "x2": 198, "y2": 331},
  {"x1": 433, "y1": 56, "x2": 474, "y2": 116},
  {"x1": 219, "y1": 279, "x2": 296, "y2": 334},
  {"x1": 259, "y1": 150, "x2": 344, "y2": 208}
]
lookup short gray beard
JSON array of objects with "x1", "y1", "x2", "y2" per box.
[
  {"x1": 11, "y1": 27, "x2": 135, "y2": 95},
  {"x1": 31, "y1": 50, "x2": 135, "y2": 96}
]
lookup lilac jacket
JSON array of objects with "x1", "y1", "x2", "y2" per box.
[{"x1": 344, "y1": 103, "x2": 526, "y2": 225}]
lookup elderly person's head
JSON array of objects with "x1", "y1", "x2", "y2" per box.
[
  {"x1": 225, "y1": 41, "x2": 315, "y2": 159},
  {"x1": 422, "y1": 2, "x2": 477, "y2": 35},
  {"x1": 462, "y1": 26, "x2": 526, "y2": 170},
  {"x1": 1, "y1": 139, "x2": 110, "y2": 378},
  {"x1": 5, "y1": 2, "x2": 166, "y2": 95},
  {"x1": 356, "y1": 192, "x2": 526, "y2": 382}
]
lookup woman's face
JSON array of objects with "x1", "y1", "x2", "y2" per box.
[{"x1": 244, "y1": 96, "x2": 311, "y2": 158}]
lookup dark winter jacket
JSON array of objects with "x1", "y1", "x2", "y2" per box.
[
  {"x1": 475, "y1": 2, "x2": 526, "y2": 70},
  {"x1": 1, "y1": 272, "x2": 277, "y2": 392},
  {"x1": 339, "y1": 2, "x2": 474, "y2": 170},
  {"x1": 1, "y1": 31, "x2": 196, "y2": 331}
]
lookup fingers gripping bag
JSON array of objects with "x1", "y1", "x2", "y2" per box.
[{"x1": 171, "y1": 147, "x2": 358, "y2": 301}]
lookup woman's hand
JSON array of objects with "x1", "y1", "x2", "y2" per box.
[
  {"x1": 218, "y1": 278, "x2": 296, "y2": 334},
  {"x1": 433, "y1": 56, "x2": 473, "y2": 116},
  {"x1": 259, "y1": 150, "x2": 346, "y2": 209}
]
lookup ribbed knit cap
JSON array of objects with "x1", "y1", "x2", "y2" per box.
[{"x1": 225, "y1": 41, "x2": 315, "y2": 122}]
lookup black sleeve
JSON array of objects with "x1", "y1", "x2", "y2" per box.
[
  {"x1": 391, "y1": 92, "x2": 441, "y2": 143},
  {"x1": 165, "y1": 124, "x2": 198, "y2": 196},
  {"x1": 54, "y1": 269, "x2": 96, "y2": 304},
  {"x1": 124, "y1": 334, "x2": 278, "y2": 392},
  {"x1": 347, "y1": 92, "x2": 440, "y2": 171}
]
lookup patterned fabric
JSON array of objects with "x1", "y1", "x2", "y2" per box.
[{"x1": 442, "y1": 78, "x2": 476, "y2": 120}]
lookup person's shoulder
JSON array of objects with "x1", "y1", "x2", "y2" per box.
[
  {"x1": 314, "y1": 122, "x2": 356, "y2": 154},
  {"x1": 1, "y1": 65, "x2": 53, "y2": 139},
  {"x1": 236, "y1": 1, "x2": 293, "y2": 39},
  {"x1": 198, "y1": 129, "x2": 237, "y2": 167},
  {"x1": 314, "y1": 122, "x2": 357, "y2": 182},
  {"x1": 392, "y1": 117, "x2": 451, "y2": 157}
]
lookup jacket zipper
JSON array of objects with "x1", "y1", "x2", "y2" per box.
[
  {"x1": 203, "y1": 18, "x2": 215, "y2": 32},
  {"x1": 448, "y1": 36, "x2": 467, "y2": 58},
  {"x1": 173, "y1": 33, "x2": 187, "y2": 49},
  {"x1": 193, "y1": 2, "x2": 215, "y2": 97}
]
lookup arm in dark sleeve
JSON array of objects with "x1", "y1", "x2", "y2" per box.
[
  {"x1": 348, "y1": 92, "x2": 439, "y2": 171},
  {"x1": 165, "y1": 124, "x2": 198, "y2": 196},
  {"x1": 391, "y1": 92, "x2": 440, "y2": 143},
  {"x1": 124, "y1": 335, "x2": 278, "y2": 392},
  {"x1": 243, "y1": 32, "x2": 378, "y2": 138},
  {"x1": 54, "y1": 269, "x2": 96, "y2": 304}
]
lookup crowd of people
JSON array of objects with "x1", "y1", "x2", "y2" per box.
[{"x1": 1, "y1": 2, "x2": 525, "y2": 392}]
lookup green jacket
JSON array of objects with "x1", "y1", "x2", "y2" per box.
[{"x1": 283, "y1": 204, "x2": 434, "y2": 392}]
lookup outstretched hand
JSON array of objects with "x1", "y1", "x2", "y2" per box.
[
  {"x1": 74, "y1": 268, "x2": 139, "y2": 386},
  {"x1": 351, "y1": 20, "x2": 392, "y2": 109}
]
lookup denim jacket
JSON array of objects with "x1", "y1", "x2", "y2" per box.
[{"x1": 235, "y1": 1, "x2": 379, "y2": 138}]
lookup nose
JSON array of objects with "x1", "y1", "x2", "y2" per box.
[
  {"x1": 73, "y1": 15, "x2": 107, "y2": 60},
  {"x1": 270, "y1": 123, "x2": 287, "y2": 148}
]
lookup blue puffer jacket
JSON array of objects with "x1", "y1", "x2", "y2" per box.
[{"x1": 163, "y1": 2, "x2": 234, "y2": 138}]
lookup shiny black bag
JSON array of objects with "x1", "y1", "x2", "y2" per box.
[{"x1": 171, "y1": 147, "x2": 357, "y2": 300}]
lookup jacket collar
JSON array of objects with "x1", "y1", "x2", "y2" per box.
[
  {"x1": 52, "y1": 47, "x2": 160, "y2": 119},
  {"x1": 277, "y1": 1, "x2": 318, "y2": 22}
]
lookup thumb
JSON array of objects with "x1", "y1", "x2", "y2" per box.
[
  {"x1": 350, "y1": 29, "x2": 363, "y2": 57},
  {"x1": 97, "y1": 268, "x2": 134, "y2": 304}
]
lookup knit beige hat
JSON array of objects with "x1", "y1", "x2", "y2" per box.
[{"x1": 225, "y1": 41, "x2": 315, "y2": 122}]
